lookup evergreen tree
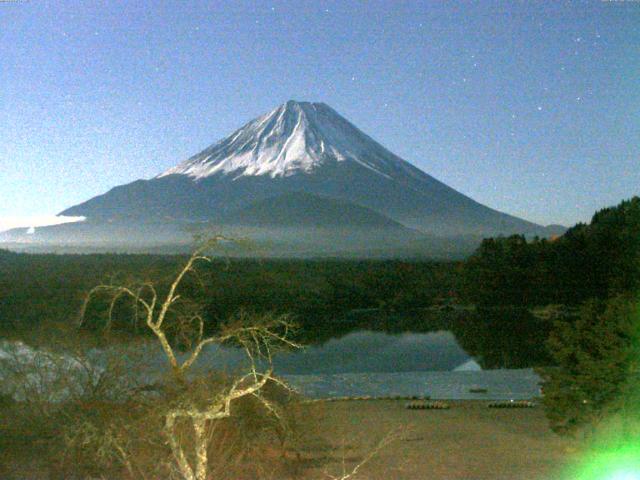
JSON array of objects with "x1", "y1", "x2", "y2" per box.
[
  {"x1": 538, "y1": 295, "x2": 639, "y2": 435},
  {"x1": 462, "y1": 235, "x2": 536, "y2": 307},
  {"x1": 463, "y1": 196, "x2": 640, "y2": 307}
]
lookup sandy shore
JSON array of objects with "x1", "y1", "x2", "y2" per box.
[
  {"x1": 1, "y1": 399, "x2": 580, "y2": 480},
  {"x1": 296, "y1": 399, "x2": 579, "y2": 480}
]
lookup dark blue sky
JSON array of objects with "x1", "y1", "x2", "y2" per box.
[{"x1": 1, "y1": 0, "x2": 638, "y2": 230}]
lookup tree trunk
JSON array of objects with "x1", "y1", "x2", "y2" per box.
[{"x1": 194, "y1": 417, "x2": 208, "y2": 480}]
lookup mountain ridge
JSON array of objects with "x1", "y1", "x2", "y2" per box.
[
  {"x1": 61, "y1": 100, "x2": 550, "y2": 237},
  {"x1": 220, "y1": 191, "x2": 410, "y2": 229},
  {"x1": 157, "y1": 100, "x2": 422, "y2": 181},
  {"x1": 5, "y1": 99, "x2": 564, "y2": 255}
]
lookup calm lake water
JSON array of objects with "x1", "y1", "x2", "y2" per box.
[
  {"x1": 1, "y1": 330, "x2": 543, "y2": 400},
  {"x1": 193, "y1": 330, "x2": 542, "y2": 400},
  {"x1": 196, "y1": 330, "x2": 474, "y2": 375}
]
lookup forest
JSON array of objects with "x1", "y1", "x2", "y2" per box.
[
  {"x1": 0, "y1": 197, "x2": 638, "y2": 479},
  {"x1": 1, "y1": 197, "x2": 638, "y2": 372},
  {"x1": 462, "y1": 196, "x2": 640, "y2": 307},
  {"x1": 0, "y1": 252, "x2": 459, "y2": 335}
]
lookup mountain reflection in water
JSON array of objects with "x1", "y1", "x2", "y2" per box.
[{"x1": 270, "y1": 330, "x2": 471, "y2": 374}]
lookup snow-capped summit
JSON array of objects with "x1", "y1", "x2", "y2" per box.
[
  {"x1": 159, "y1": 100, "x2": 415, "y2": 181},
  {"x1": 51, "y1": 99, "x2": 562, "y2": 251}
]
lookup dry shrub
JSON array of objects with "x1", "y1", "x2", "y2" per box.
[
  {"x1": 53, "y1": 371, "x2": 308, "y2": 480},
  {"x1": 2, "y1": 243, "x2": 393, "y2": 480}
]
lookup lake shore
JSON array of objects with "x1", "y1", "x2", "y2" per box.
[
  {"x1": 1, "y1": 399, "x2": 580, "y2": 480},
  {"x1": 297, "y1": 399, "x2": 579, "y2": 480}
]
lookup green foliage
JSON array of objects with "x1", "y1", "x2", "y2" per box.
[
  {"x1": 537, "y1": 295, "x2": 640, "y2": 435},
  {"x1": 452, "y1": 306, "x2": 553, "y2": 368},
  {"x1": 462, "y1": 196, "x2": 640, "y2": 307},
  {"x1": 462, "y1": 197, "x2": 640, "y2": 433},
  {"x1": 0, "y1": 253, "x2": 185, "y2": 335},
  {"x1": 462, "y1": 235, "x2": 538, "y2": 306},
  {"x1": 0, "y1": 255, "x2": 459, "y2": 339}
]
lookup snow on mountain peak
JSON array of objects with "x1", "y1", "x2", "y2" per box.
[{"x1": 158, "y1": 100, "x2": 406, "y2": 180}]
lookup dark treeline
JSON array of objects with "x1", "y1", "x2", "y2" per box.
[
  {"x1": 0, "y1": 252, "x2": 183, "y2": 334},
  {"x1": 0, "y1": 252, "x2": 459, "y2": 339},
  {"x1": 462, "y1": 197, "x2": 640, "y2": 307},
  {"x1": 0, "y1": 246, "x2": 555, "y2": 369},
  {"x1": 456, "y1": 197, "x2": 640, "y2": 371},
  {"x1": 1, "y1": 197, "x2": 637, "y2": 372},
  {"x1": 460, "y1": 196, "x2": 640, "y2": 433}
]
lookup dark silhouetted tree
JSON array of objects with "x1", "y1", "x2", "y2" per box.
[{"x1": 538, "y1": 295, "x2": 639, "y2": 436}]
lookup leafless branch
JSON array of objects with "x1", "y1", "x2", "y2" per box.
[{"x1": 77, "y1": 237, "x2": 301, "y2": 480}]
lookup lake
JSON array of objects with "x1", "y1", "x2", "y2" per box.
[
  {"x1": 194, "y1": 329, "x2": 543, "y2": 400},
  {"x1": 0, "y1": 329, "x2": 544, "y2": 401},
  {"x1": 198, "y1": 330, "x2": 473, "y2": 374}
]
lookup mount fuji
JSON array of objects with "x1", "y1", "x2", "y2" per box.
[{"x1": 3, "y1": 101, "x2": 563, "y2": 256}]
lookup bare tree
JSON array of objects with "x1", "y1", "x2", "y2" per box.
[
  {"x1": 72, "y1": 237, "x2": 403, "y2": 480},
  {"x1": 323, "y1": 428, "x2": 404, "y2": 480},
  {"x1": 80, "y1": 237, "x2": 301, "y2": 480}
]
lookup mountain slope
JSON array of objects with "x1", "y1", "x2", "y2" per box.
[
  {"x1": 61, "y1": 100, "x2": 551, "y2": 238},
  {"x1": 220, "y1": 192, "x2": 408, "y2": 228},
  {"x1": 158, "y1": 100, "x2": 428, "y2": 181}
]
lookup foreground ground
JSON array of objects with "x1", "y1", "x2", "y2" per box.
[
  {"x1": 1, "y1": 399, "x2": 579, "y2": 480},
  {"x1": 299, "y1": 399, "x2": 579, "y2": 480}
]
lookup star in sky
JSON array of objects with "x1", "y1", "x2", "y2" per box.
[{"x1": 1, "y1": 0, "x2": 637, "y2": 229}]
